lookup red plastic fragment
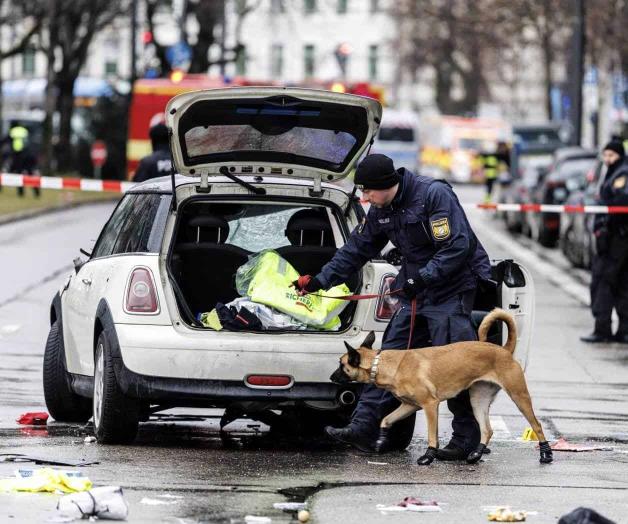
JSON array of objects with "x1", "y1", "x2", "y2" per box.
[{"x1": 17, "y1": 412, "x2": 49, "y2": 426}]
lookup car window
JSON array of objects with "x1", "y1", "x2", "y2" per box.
[
  {"x1": 378, "y1": 127, "x2": 414, "y2": 142},
  {"x1": 557, "y1": 158, "x2": 596, "y2": 179},
  {"x1": 226, "y1": 205, "x2": 327, "y2": 252},
  {"x1": 91, "y1": 195, "x2": 138, "y2": 258},
  {"x1": 112, "y1": 194, "x2": 171, "y2": 255}
]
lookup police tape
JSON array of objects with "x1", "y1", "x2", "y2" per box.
[
  {"x1": 0, "y1": 173, "x2": 134, "y2": 193},
  {"x1": 2, "y1": 173, "x2": 628, "y2": 215}
]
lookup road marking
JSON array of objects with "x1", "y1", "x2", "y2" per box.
[
  {"x1": 489, "y1": 416, "x2": 512, "y2": 440},
  {"x1": 0, "y1": 324, "x2": 21, "y2": 338}
]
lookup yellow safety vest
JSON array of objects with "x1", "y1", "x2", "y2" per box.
[
  {"x1": 484, "y1": 155, "x2": 498, "y2": 179},
  {"x1": 237, "y1": 250, "x2": 349, "y2": 329},
  {"x1": 9, "y1": 126, "x2": 29, "y2": 152}
]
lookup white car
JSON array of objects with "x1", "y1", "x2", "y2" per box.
[{"x1": 43, "y1": 87, "x2": 535, "y2": 444}]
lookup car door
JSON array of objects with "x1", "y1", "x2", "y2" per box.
[{"x1": 62, "y1": 195, "x2": 138, "y2": 374}]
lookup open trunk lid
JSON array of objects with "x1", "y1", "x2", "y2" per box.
[{"x1": 165, "y1": 87, "x2": 382, "y2": 181}]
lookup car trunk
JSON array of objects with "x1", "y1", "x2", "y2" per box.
[{"x1": 167, "y1": 197, "x2": 360, "y2": 331}]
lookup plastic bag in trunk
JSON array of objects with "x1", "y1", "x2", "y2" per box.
[{"x1": 236, "y1": 250, "x2": 350, "y2": 329}]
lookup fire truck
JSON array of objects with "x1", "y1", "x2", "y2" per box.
[{"x1": 126, "y1": 75, "x2": 385, "y2": 178}]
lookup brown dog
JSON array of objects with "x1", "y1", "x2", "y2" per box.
[{"x1": 330, "y1": 308, "x2": 553, "y2": 465}]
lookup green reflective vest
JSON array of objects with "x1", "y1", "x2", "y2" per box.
[
  {"x1": 483, "y1": 155, "x2": 498, "y2": 179},
  {"x1": 9, "y1": 126, "x2": 29, "y2": 152}
]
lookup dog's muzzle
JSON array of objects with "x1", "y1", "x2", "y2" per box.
[{"x1": 330, "y1": 366, "x2": 350, "y2": 384}]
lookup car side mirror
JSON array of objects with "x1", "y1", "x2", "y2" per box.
[{"x1": 73, "y1": 256, "x2": 85, "y2": 274}]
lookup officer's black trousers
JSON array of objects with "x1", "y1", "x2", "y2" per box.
[
  {"x1": 590, "y1": 236, "x2": 628, "y2": 337},
  {"x1": 350, "y1": 290, "x2": 481, "y2": 452}
]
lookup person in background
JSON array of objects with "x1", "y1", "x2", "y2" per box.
[
  {"x1": 480, "y1": 142, "x2": 509, "y2": 204},
  {"x1": 581, "y1": 138, "x2": 628, "y2": 344},
  {"x1": 1, "y1": 120, "x2": 39, "y2": 198},
  {"x1": 132, "y1": 123, "x2": 172, "y2": 183}
]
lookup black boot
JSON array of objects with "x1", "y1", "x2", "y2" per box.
[
  {"x1": 580, "y1": 332, "x2": 613, "y2": 343},
  {"x1": 324, "y1": 425, "x2": 375, "y2": 453}
]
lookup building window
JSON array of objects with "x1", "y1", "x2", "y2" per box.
[
  {"x1": 104, "y1": 61, "x2": 118, "y2": 76},
  {"x1": 270, "y1": 0, "x2": 285, "y2": 13},
  {"x1": 304, "y1": 0, "x2": 316, "y2": 14},
  {"x1": 370, "y1": 0, "x2": 379, "y2": 12},
  {"x1": 271, "y1": 44, "x2": 283, "y2": 77},
  {"x1": 236, "y1": 45, "x2": 247, "y2": 75},
  {"x1": 304, "y1": 44, "x2": 315, "y2": 78},
  {"x1": 337, "y1": 0, "x2": 348, "y2": 14},
  {"x1": 368, "y1": 45, "x2": 378, "y2": 81},
  {"x1": 22, "y1": 47, "x2": 36, "y2": 76}
]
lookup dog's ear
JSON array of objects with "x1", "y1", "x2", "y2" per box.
[
  {"x1": 344, "y1": 341, "x2": 361, "y2": 368},
  {"x1": 361, "y1": 331, "x2": 376, "y2": 349}
]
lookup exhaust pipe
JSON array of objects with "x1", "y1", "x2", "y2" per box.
[{"x1": 338, "y1": 389, "x2": 356, "y2": 406}]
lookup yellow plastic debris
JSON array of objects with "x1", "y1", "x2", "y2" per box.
[
  {"x1": 488, "y1": 507, "x2": 527, "y2": 522},
  {"x1": 0, "y1": 468, "x2": 92, "y2": 494},
  {"x1": 521, "y1": 427, "x2": 538, "y2": 441}
]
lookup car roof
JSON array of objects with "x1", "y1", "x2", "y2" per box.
[{"x1": 127, "y1": 174, "x2": 354, "y2": 195}]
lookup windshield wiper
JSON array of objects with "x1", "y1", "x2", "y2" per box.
[{"x1": 219, "y1": 166, "x2": 266, "y2": 195}]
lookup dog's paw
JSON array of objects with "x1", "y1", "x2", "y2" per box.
[
  {"x1": 375, "y1": 427, "x2": 389, "y2": 454},
  {"x1": 539, "y1": 441, "x2": 553, "y2": 464},
  {"x1": 416, "y1": 446, "x2": 437, "y2": 466},
  {"x1": 466, "y1": 444, "x2": 486, "y2": 464}
]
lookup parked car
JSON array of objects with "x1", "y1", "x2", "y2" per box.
[
  {"x1": 499, "y1": 155, "x2": 551, "y2": 233},
  {"x1": 560, "y1": 160, "x2": 604, "y2": 268},
  {"x1": 43, "y1": 87, "x2": 536, "y2": 444},
  {"x1": 510, "y1": 123, "x2": 567, "y2": 178},
  {"x1": 523, "y1": 147, "x2": 597, "y2": 247}
]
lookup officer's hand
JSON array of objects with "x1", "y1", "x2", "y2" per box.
[
  {"x1": 291, "y1": 275, "x2": 323, "y2": 295},
  {"x1": 402, "y1": 276, "x2": 426, "y2": 299}
]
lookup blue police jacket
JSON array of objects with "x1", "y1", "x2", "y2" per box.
[{"x1": 316, "y1": 169, "x2": 491, "y2": 304}]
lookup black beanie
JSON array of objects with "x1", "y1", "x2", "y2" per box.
[
  {"x1": 354, "y1": 154, "x2": 400, "y2": 189},
  {"x1": 603, "y1": 138, "x2": 625, "y2": 159}
]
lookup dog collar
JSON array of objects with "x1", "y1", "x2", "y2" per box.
[{"x1": 369, "y1": 350, "x2": 382, "y2": 384}]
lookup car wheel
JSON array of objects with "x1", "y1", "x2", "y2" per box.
[
  {"x1": 93, "y1": 331, "x2": 140, "y2": 444},
  {"x1": 43, "y1": 321, "x2": 92, "y2": 422}
]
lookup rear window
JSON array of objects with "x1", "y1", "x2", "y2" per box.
[
  {"x1": 516, "y1": 129, "x2": 561, "y2": 145},
  {"x1": 556, "y1": 158, "x2": 596, "y2": 179}
]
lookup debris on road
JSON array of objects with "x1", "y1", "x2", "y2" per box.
[
  {"x1": 57, "y1": 486, "x2": 128, "y2": 520},
  {"x1": 521, "y1": 427, "x2": 538, "y2": 441},
  {"x1": 487, "y1": 507, "x2": 527, "y2": 522},
  {"x1": 0, "y1": 453, "x2": 98, "y2": 467},
  {"x1": 140, "y1": 497, "x2": 180, "y2": 505},
  {"x1": 244, "y1": 516, "x2": 272, "y2": 523},
  {"x1": 377, "y1": 496, "x2": 442, "y2": 513},
  {"x1": 558, "y1": 507, "x2": 616, "y2": 524},
  {"x1": 0, "y1": 467, "x2": 92, "y2": 494},
  {"x1": 545, "y1": 438, "x2": 613, "y2": 452},
  {"x1": 17, "y1": 412, "x2": 49, "y2": 425},
  {"x1": 367, "y1": 460, "x2": 389, "y2": 465},
  {"x1": 298, "y1": 509, "x2": 310, "y2": 522},
  {"x1": 83, "y1": 436, "x2": 97, "y2": 444},
  {"x1": 273, "y1": 502, "x2": 307, "y2": 511}
]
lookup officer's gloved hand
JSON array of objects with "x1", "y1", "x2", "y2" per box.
[
  {"x1": 402, "y1": 275, "x2": 426, "y2": 299},
  {"x1": 292, "y1": 275, "x2": 323, "y2": 296}
]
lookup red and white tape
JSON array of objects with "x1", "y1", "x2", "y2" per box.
[
  {"x1": 0, "y1": 173, "x2": 134, "y2": 193},
  {"x1": 2, "y1": 173, "x2": 628, "y2": 215}
]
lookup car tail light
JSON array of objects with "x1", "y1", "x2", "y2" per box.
[
  {"x1": 375, "y1": 275, "x2": 401, "y2": 320},
  {"x1": 246, "y1": 375, "x2": 293, "y2": 388},
  {"x1": 125, "y1": 267, "x2": 159, "y2": 314}
]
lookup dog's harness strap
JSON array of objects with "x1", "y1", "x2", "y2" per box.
[
  {"x1": 407, "y1": 297, "x2": 417, "y2": 350},
  {"x1": 369, "y1": 349, "x2": 383, "y2": 384},
  {"x1": 305, "y1": 289, "x2": 404, "y2": 301}
]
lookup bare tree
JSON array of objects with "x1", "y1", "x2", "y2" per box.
[
  {"x1": 0, "y1": 0, "x2": 43, "y2": 131},
  {"x1": 40, "y1": 0, "x2": 129, "y2": 173}
]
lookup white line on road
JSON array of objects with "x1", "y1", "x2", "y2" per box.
[{"x1": 489, "y1": 416, "x2": 512, "y2": 440}]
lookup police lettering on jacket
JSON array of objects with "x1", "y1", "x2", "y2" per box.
[{"x1": 317, "y1": 169, "x2": 491, "y2": 303}]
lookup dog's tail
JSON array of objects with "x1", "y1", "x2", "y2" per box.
[{"x1": 478, "y1": 308, "x2": 517, "y2": 354}]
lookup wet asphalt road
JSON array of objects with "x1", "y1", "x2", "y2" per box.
[{"x1": 1, "y1": 187, "x2": 628, "y2": 523}]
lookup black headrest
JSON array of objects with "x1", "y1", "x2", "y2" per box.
[
  {"x1": 285, "y1": 209, "x2": 334, "y2": 247},
  {"x1": 186, "y1": 215, "x2": 229, "y2": 243}
]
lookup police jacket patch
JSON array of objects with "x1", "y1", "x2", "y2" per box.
[{"x1": 431, "y1": 217, "x2": 451, "y2": 240}]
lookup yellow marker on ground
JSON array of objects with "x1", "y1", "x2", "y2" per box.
[{"x1": 521, "y1": 427, "x2": 538, "y2": 441}]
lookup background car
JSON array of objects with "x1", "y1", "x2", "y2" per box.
[
  {"x1": 560, "y1": 160, "x2": 604, "y2": 268},
  {"x1": 43, "y1": 87, "x2": 536, "y2": 445},
  {"x1": 523, "y1": 147, "x2": 597, "y2": 247}
]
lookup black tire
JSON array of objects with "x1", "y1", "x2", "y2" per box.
[
  {"x1": 93, "y1": 331, "x2": 140, "y2": 444},
  {"x1": 43, "y1": 321, "x2": 92, "y2": 422}
]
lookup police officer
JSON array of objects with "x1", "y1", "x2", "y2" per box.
[
  {"x1": 294, "y1": 154, "x2": 492, "y2": 459},
  {"x1": 132, "y1": 123, "x2": 172, "y2": 183},
  {"x1": 581, "y1": 138, "x2": 628, "y2": 344},
  {"x1": 2, "y1": 120, "x2": 39, "y2": 197}
]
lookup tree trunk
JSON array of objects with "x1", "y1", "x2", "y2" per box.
[
  {"x1": 41, "y1": 0, "x2": 60, "y2": 177},
  {"x1": 55, "y1": 78, "x2": 75, "y2": 173},
  {"x1": 541, "y1": 33, "x2": 554, "y2": 120}
]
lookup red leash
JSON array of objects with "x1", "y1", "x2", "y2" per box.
[{"x1": 303, "y1": 288, "x2": 417, "y2": 351}]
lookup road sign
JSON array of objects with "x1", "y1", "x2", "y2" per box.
[{"x1": 90, "y1": 140, "x2": 107, "y2": 168}]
